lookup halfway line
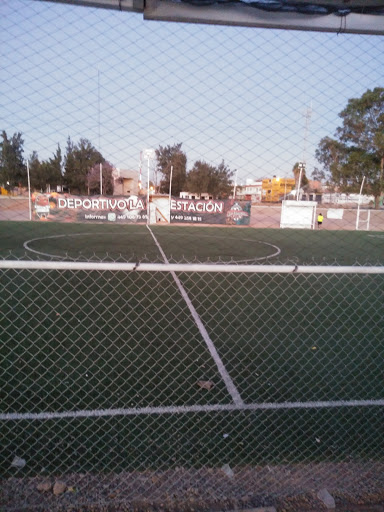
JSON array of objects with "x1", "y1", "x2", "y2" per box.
[{"x1": 147, "y1": 225, "x2": 244, "y2": 406}]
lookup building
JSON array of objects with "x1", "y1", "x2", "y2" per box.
[
  {"x1": 262, "y1": 177, "x2": 295, "y2": 202},
  {"x1": 112, "y1": 169, "x2": 140, "y2": 196},
  {"x1": 179, "y1": 191, "x2": 213, "y2": 200},
  {"x1": 236, "y1": 179, "x2": 263, "y2": 202}
]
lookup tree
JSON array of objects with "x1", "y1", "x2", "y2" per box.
[
  {"x1": 29, "y1": 145, "x2": 63, "y2": 193},
  {"x1": 186, "y1": 160, "x2": 214, "y2": 196},
  {"x1": 63, "y1": 137, "x2": 103, "y2": 194},
  {"x1": 186, "y1": 159, "x2": 235, "y2": 199},
  {"x1": 0, "y1": 131, "x2": 27, "y2": 190},
  {"x1": 46, "y1": 144, "x2": 63, "y2": 190},
  {"x1": 28, "y1": 151, "x2": 44, "y2": 191},
  {"x1": 87, "y1": 161, "x2": 114, "y2": 195},
  {"x1": 211, "y1": 160, "x2": 235, "y2": 198},
  {"x1": 316, "y1": 87, "x2": 384, "y2": 208},
  {"x1": 311, "y1": 167, "x2": 326, "y2": 183},
  {"x1": 155, "y1": 143, "x2": 187, "y2": 196}
]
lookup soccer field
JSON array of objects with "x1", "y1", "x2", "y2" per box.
[
  {"x1": 1, "y1": 221, "x2": 383, "y2": 479},
  {"x1": 1, "y1": 220, "x2": 384, "y2": 264},
  {"x1": 0, "y1": 223, "x2": 384, "y2": 480}
]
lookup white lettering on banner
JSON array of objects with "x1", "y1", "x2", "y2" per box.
[
  {"x1": 171, "y1": 199, "x2": 223, "y2": 214},
  {"x1": 57, "y1": 197, "x2": 146, "y2": 211},
  {"x1": 84, "y1": 214, "x2": 106, "y2": 220}
]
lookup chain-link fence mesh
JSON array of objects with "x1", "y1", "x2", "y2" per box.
[
  {"x1": 1, "y1": 0, "x2": 384, "y2": 509},
  {"x1": 1, "y1": 256, "x2": 384, "y2": 510}
]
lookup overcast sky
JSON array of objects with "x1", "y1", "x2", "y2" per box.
[{"x1": 1, "y1": 0, "x2": 383, "y2": 183}]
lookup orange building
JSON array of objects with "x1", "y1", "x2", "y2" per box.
[{"x1": 262, "y1": 177, "x2": 296, "y2": 202}]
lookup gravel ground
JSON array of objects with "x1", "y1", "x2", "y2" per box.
[{"x1": 1, "y1": 462, "x2": 384, "y2": 512}]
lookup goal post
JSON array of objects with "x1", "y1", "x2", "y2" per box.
[{"x1": 280, "y1": 200, "x2": 317, "y2": 230}]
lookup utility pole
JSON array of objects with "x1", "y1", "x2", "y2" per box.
[{"x1": 297, "y1": 103, "x2": 312, "y2": 201}]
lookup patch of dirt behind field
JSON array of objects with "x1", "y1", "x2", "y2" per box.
[{"x1": 1, "y1": 462, "x2": 384, "y2": 512}]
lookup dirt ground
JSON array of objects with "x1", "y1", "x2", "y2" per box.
[{"x1": 2, "y1": 462, "x2": 384, "y2": 512}]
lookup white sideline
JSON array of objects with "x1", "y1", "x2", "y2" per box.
[
  {"x1": 1, "y1": 400, "x2": 384, "y2": 421},
  {"x1": 146, "y1": 225, "x2": 244, "y2": 406},
  {"x1": 1, "y1": 260, "x2": 384, "y2": 273}
]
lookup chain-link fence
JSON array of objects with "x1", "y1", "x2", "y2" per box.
[
  {"x1": 1, "y1": 254, "x2": 384, "y2": 510},
  {"x1": 1, "y1": 0, "x2": 384, "y2": 509}
]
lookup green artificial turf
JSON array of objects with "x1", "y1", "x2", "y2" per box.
[{"x1": 1, "y1": 221, "x2": 383, "y2": 477}]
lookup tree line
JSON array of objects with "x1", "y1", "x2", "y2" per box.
[
  {"x1": 0, "y1": 134, "x2": 115, "y2": 196},
  {"x1": 314, "y1": 87, "x2": 384, "y2": 209},
  {"x1": 0, "y1": 134, "x2": 235, "y2": 199},
  {"x1": 1, "y1": 87, "x2": 383, "y2": 206}
]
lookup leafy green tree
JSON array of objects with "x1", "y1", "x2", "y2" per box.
[
  {"x1": 186, "y1": 160, "x2": 214, "y2": 196},
  {"x1": 46, "y1": 144, "x2": 63, "y2": 189},
  {"x1": 212, "y1": 160, "x2": 235, "y2": 198},
  {"x1": 155, "y1": 143, "x2": 187, "y2": 196},
  {"x1": 186, "y1": 159, "x2": 234, "y2": 199},
  {"x1": 28, "y1": 151, "x2": 44, "y2": 191},
  {"x1": 311, "y1": 167, "x2": 326, "y2": 183},
  {"x1": 63, "y1": 137, "x2": 103, "y2": 194},
  {"x1": 29, "y1": 145, "x2": 63, "y2": 192},
  {"x1": 316, "y1": 87, "x2": 384, "y2": 208},
  {"x1": 0, "y1": 131, "x2": 27, "y2": 190}
]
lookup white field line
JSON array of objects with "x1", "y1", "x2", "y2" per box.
[
  {"x1": 147, "y1": 225, "x2": 244, "y2": 406},
  {"x1": 23, "y1": 232, "x2": 148, "y2": 260},
  {"x1": 22, "y1": 233, "x2": 281, "y2": 263},
  {"x1": 1, "y1": 400, "x2": 384, "y2": 421}
]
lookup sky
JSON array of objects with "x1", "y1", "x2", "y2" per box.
[{"x1": 1, "y1": 0, "x2": 384, "y2": 184}]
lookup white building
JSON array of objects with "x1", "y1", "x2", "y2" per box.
[
  {"x1": 236, "y1": 179, "x2": 263, "y2": 202},
  {"x1": 179, "y1": 191, "x2": 213, "y2": 200}
]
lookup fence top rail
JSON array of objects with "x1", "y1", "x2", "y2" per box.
[{"x1": 0, "y1": 260, "x2": 384, "y2": 274}]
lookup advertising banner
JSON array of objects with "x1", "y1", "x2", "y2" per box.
[
  {"x1": 31, "y1": 193, "x2": 251, "y2": 226},
  {"x1": 32, "y1": 193, "x2": 148, "y2": 223},
  {"x1": 170, "y1": 198, "x2": 251, "y2": 225}
]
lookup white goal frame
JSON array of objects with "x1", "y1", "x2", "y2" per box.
[{"x1": 280, "y1": 200, "x2": 317, "y2": 230}]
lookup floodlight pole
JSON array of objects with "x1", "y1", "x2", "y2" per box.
[
  {"x1": 100, "y1": 162, "x2": 103, "y2": 195},
  {"x1": 233, "y1": 169, "x2": 238, "y2": 200},
  {"x1": 143, "y1": 148, "x2": 155, "y2": 224},
  {"x1": 297, "y1": 162, "x2": 304, "y2": 201},
  {"x1": 27, "y1": 160, "x2": 32, "y2": 220}
]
